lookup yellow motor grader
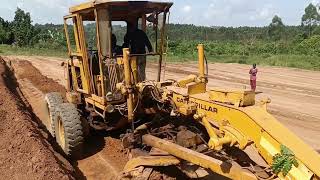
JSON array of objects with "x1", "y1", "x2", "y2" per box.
[{"x1": 44, "y1": 0, "x2": 320, "y2": 179}]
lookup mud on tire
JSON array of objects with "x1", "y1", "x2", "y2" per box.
[
  {"x1": 55, "y1": 103, "x2": 84, "y2": 158},
  {"x1": 45, "y1": 92, "x2": 63, "y2": 137}
]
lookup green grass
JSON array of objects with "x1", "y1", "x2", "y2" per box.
[
  {"x1": 215, "y1": 54, "x2": 320, "y2": 70},
  {"x1": 163, "y1": 54, "x2": 320, "y2": 71},
  {"x1": 0, "y1": 44, "x2": 67, "y2": 58},
  {"x1": 1, "y1": 44, "x2": 319, "y2": 71}
]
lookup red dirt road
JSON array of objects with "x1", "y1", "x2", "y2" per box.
[
  {"x1": 8, "y1": 55, "x2": 320, "y2": 151},
  {"x1": 147, "y1": 62, "x2": 320, "y2": 150},
  {"x1": 2, "y1": 55, "x2": 320, "y2": 179}
]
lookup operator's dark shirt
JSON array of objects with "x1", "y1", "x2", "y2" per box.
[
  {"x1": 123, "y1": 29, "x2": 153, "y2": 54},
  {"x1": 112, "y1": 45, "x2": 122, "y2": 56}
]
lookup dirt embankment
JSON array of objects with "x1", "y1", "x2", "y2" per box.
[
  {"x1": 4, "y1": 57, "x2": 128, "y2": 180},
  {"x1": 0, "y1": 59, "x2": 75, "y2": 180},
  {"x1": 11, "y1": 60, "x2": 66, "y2": 99}
]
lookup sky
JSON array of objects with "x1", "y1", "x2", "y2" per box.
[{"x1": 0, "y1": 0, "x2": 319, "y2": 27}]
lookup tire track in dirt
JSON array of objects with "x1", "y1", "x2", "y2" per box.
[{"x1": 16, "y1": 56, "x2": 66, "y2": 86}]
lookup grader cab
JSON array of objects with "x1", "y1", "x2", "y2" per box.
[{"x1": 44, "y1": 0, "x2": 320, "y2": 179}]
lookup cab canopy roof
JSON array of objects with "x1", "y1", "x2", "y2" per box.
[{"x1": 69, "y1": 0, "x2": 173, "y2": 21}]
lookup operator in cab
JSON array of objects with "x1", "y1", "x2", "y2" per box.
[
  {"x1": 123, "y1": 19, "x2": 153, "y2": 82},
  {"x1": 111, "y1": 34, "x2": 122, "y2": 56}
]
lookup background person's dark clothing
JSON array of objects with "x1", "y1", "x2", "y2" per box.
[{"x1": 123, "y1": 29, "x2": 153, "y2": 54}]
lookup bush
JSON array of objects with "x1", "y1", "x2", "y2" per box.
[
  {"x1": 33, "y1": 40, "x2": 66, "y2": 50},
  {"x1": 297, "y1": 35, "x2": 320, "y2": 55}
]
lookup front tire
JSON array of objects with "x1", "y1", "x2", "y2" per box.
[
  {"x1": 55, "y1": 103, "x2": 84, "y2": 158},
  {"x1": 45, "y1": 92, "x2": 63, "y2": 137}
]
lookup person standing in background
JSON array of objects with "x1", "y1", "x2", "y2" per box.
[{"x1": 249, "y1": 64, "x2": 258, "y2": 91}]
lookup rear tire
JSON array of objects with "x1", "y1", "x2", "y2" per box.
[
  {"x1": 55, "y1": 103, "x2": 84, "y2": 158},
  {"x1": 45, "y1": 92, "x2": 63, "y2": 137}
]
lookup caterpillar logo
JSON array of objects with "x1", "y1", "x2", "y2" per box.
[{"x1": 176, "y1": 97, "x2": 218, "y2": 113}]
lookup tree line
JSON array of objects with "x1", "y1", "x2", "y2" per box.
[{"x1": 1, "y1": 4, "x2": 320, "y2": 57}]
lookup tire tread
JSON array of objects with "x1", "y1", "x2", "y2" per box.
[{"x1": 55, "y1": 103, "x2": 84, "y2": 158}]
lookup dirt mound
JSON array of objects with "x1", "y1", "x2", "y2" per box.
[
  {"x1": 11, "y1": 60, "x2": 66, "y2": 98},
  {"x1": 104, "y1": 137, "x2": 128, "y2": 170},
  {"x1": 0, "y1": 59, "x2": 75, "y2": 180}
]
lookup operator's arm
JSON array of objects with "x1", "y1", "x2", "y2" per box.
[{"x1": 122, "y1": 34, "x2": 129, "y2": 48}]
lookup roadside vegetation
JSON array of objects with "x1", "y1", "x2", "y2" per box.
[
  {"x1": 1, "y1": 4, "x2": 320, "y2": 70},
  {"x1": 0, "y1": 44, "x2": 66, "y2": 57}
]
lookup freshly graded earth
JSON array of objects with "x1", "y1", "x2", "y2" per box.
[
  {"x1": 0, "y1": 59, "x2": 75, "y2": 180},
  {"x1": 2, "y1": 57, "x2": 128, "y2": 180}
]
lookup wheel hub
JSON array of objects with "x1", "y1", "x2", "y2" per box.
[{"x1": 57, "y1": 117, "x2": 66, "y2": 150}]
